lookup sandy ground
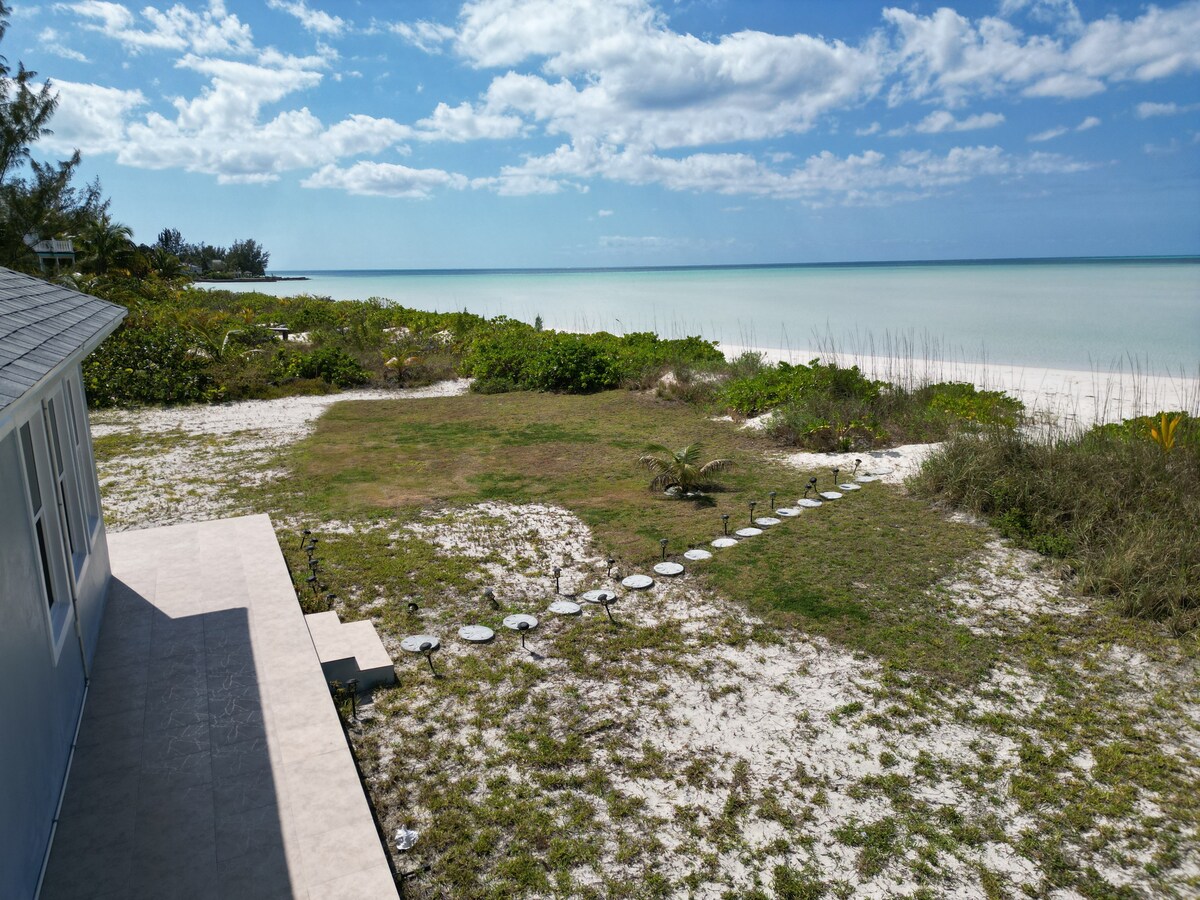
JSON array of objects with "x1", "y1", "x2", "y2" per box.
[
  {"x1": 719, "y1": 343, "x2": 1200, "y2": 430},
  {"x1": 90, "y1": 378, "x2": 1199, "y2": 897}
]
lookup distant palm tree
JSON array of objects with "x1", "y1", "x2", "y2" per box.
[
  {"x1": 78, "y1": 214, "x2": 133, "y2": 275},
  {"x1": 639, "y1": 442, "x2": 733, "y2": 494}
]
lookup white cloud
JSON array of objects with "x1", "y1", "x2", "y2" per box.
[
  {"x1": 67, "y1": 0, "x2": 255, "y2": 56},
  {"x1": 1076, "y1": 115, "x2": 1100, "y2": 131},
  {"x1": 414, "y1": 101, "x2": 525, "y2": 141},
  {"x1": 437, "y1": 0, "x2": 888, "y2": 150},
  {"x1": 39, "y1": 81, "x2": 147, "y2": 154},
  {"x1": 856, "y1": 122, "x2": 882, "y2": 136},
  {"x1": 267, "y1": 0, "x2": 346, "y2": 37},
  {"x1": 1136, "y1": 101, "x2": 1200, "y2": 118},
  {"x1": 39, "y1": 27, "x2": 91, "y2": 62},
  {"x1": 597, "y1": 209, "x2": 614, "y2": 217},
  {"x1": 388, "y1": 19, "x2": 457, "y2": 53},
  {"x1": 886, "y1": 1, "x2": 1200, "y2": 104},
  {"x1": 890, "y1": 110, "x2": 1005, "y2": 135},
  {"x1": 1028, "y1": 125, "x2": 1068, "y2": 142},
  {"x1": 483, "y1": 139, "x2": 1093, "y2": 204},
  {"x1": 302, "y1": 162, "x2": 469, "y2": 198}
]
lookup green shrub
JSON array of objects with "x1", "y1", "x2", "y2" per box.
[
  {"x1": 917, "y1": 381, "x2": 1024, "y2": 427},
  {"x1": 277, "y1": 347, "x2": 369, "y2": 388},
  {"x1": 83, "y1": 320, "x2": 217, "y2": 407}
]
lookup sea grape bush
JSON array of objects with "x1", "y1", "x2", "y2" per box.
[
  {"x1": 83, "y1": 319, "x2": 217, "y2": 407},
  {"x1": 462, "y1": 324, "x2": 723, "y2": 394}
]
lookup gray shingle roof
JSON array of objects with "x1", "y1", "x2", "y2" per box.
[{"x1": 0, "y1": 267, "x2": 126, "y2": 415}]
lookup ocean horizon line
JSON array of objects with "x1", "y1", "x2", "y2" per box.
[{"x1": 269, "y1": 254, "x2": 1200, "y2": 278}]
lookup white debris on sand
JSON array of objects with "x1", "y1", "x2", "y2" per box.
[
  {"x1": 941, "y1": 539, "x2": 1086, "y2": 630},
  {"x1": 92, "y1": 380, "x2": 470, "y2": 530}
]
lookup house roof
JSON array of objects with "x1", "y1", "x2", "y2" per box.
[
  {"x1": 0, "y1": 267, "x2": 126, "y2": 415},
  {"x1": 30, "y1": 239, "x2": 76, "y2": 257}
]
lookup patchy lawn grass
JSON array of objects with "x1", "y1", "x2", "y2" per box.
[{"x1": 92, "y1": 386, "x2": 1200, "y2": 899}]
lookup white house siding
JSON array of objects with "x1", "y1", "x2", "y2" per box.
[{"x1": 0, "y1": 370, "x2": 111, "y2": 899}]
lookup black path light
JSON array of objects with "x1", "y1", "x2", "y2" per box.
[
  {"x1": 721, "y1": 514, "x2": 730, "y2": 535},
  {"x1": 306, "y1": 574, "x2": 320, "y2": 594},
  {"x1": 346, "y1": 678, "x2": 359, "y2": 720},
  {"x1": 298, "y1": 527, "x2": 311, "y2": 549},
  {"x1": 305, "y1": 538, "x2": 319, "y2": 557},
  {"x1": 606, "y1": 557, "x2": 616, "y2": 577},
  {"x1": 597, "y1": 592, "x2": 618, "y2": 624},
  {"x1": 799, "y1": 477, "x2": 823, "y2": 508},
  {"x1": 831, "y1": 467, "x2": 840, "y2": 486},
  {"x1": 483, "y1": 586, "x2": 499, "y2": 610},
  {"x1": 401, "y1": 635, "x2": 441, "y2": 676},
  {"x1": 769, "y1": 490, "x2": 777, "y2": 510},
  {"x1": 659, "y1": 538, "x2": 669, "y2": 560},
  {"x1": 407, "y1": 600, "x2": 420, "y2": 614},
  {"x1": 552, "y1": 566, "x2": 562, "y2": 594},
  {"x1": 853, "y1": 458, "x2": 862, "y2": 478},
  {"x1": 748, "y1": 500, "x2": 757, "y2": 525},
  {"x1": 503, "y1": 614, "x2": 539, "y2": 651}
]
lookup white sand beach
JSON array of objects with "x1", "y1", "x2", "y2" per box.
[{"x1": 719, "y1": 342, "x2": 1200, "y2": 430}]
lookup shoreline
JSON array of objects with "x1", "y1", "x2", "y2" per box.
[
  {"x1": 192, "y1": 275, "x2": 310, "y2": 283},
  {"x1": 718, "y1": 342, "x2": 1200, "y2": 429}
]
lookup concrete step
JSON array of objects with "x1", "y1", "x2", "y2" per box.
[{"x1": 305, "y1": 610, "x2": 396, "y2": 690}]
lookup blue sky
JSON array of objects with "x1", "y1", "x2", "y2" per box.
[{"x1": 8, "y1": 0, "x2": 1200, "y2": 268}]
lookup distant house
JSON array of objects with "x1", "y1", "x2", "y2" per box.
[
  {"x1": 0, "y1": 267, "x2": 125, "y2": 899},
  {"x1": 22, "y1": 234, "x2": 77, "y2": 274}
]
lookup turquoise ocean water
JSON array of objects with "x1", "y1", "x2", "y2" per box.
[{"x1": 214, "y1": 258, "x2": 1199, "y2": 375}]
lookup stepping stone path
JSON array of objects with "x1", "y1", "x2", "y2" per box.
[
  {"x1": 735, "y1": 527, "x2": 763, "y2": 537},
  {"x1": 818, "y1": 491, "x2": 843, "y2": 500},
  {"x1": 621, "y1": 574, "x2": 655, "y2": 590},
  {"x1": 653, "y1": 562, "x2": 684, "y2": 577},
  {"x1": 503, "y1": 614, "x2": 538, "y2": 630},
  {"x1": 711, "y1": 537, "x2": 738, "y2": 548},
  {"x1": 798, "y1": 498, "x2": 822, "y2": 508},
  {"x1": 458, "y1": 625, "x2": 494, "y2": 642},
  {"x1": 755, "y1": 517, "x2": 781, "y2": 527},
  {"x1": 838, "y1": 483, "x2": 862, "y2": 491},
  {"x1": 548, "y1": 600, "x2": 581, "y2": 615},
  {"x1": 855, "y1": 474, "x2": 880, "y2": 482},
  {"x1": 775, "y1": 507, "x2": 800, "y2": 517},
  {"x1": 683, "y1": 549, "x2": 713, "y2": 561}
]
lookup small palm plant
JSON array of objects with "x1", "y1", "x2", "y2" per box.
[{"x1": 639, "y1": 442, "x2": 733, "y2": 495}]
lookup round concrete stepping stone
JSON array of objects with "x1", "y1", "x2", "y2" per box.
[
  {"x1": 581, "y1": 589, "x2": 617, "y2": 603},
  {"x1": 711, "y1": 537, "x2": 738, "y2": 548},
  {"x1": 754, "y1": 517, "x2": 781, "y2": 527},
  {"x1": 818, "y1": 491, "x2": 843, "y2": 500},
  {"x1": 653, "y1": 562, "x2": 684, "y2": 577},
  {"x1": 458, "y1": 625, "x2": 494, "y2": 642},
  {"x1": 735, "y1": 527, "x2": 763, "y2": 538},
  {"x1": 855, "y1": 474, "x2": 880, "y2": 483},
  {"x1": 683, "y1": 549, "x2": 713, "y2": 561},
  {"x1": 621, "y1": 574, "x2": 654, "y2": 590},
  {"x1": 548, "y1": 600, "x2": 582, "y2": 615},
  {"x1": 401, "y1": 634, "x2": 440, "y2": 653},
  {"x1": 838, "y1": 483, "x2": 862, "y2": 491},
  {"x1": 503, "y1": 614, "x2": 538, "y2": 630},
  {"x1": 775, "y1": 507, "x2": 800, "y2": 517},
  {"x1": 798, "y1": 498, "x2": 823, "y2": 508}
]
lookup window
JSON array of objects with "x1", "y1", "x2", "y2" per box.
[
  {"x1": 64, "y1": 372, "x2": 101, "y2": 533},
  {"x1": 45, "y1": 392, "x2": 88, "y2": 575},
  {"x1": 18, "y1": 412, "x2": 75, "y2": 660}
]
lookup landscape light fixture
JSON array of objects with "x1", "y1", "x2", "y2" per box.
[
  {"x1": 599, "y1": 593, "x2": 618, "y2": 625},
  {"x1": 748, "y1": 500, "x2": 757, "y2": 525},
  {"x1": 346, "y1": 678, "x2": 359, "y2": 720},
  {"x1": 419, "y1": 641, "x2": 437, "y2": 676},
  {"x1": 853, "y1": 459, "x2": 862, "y2": 477},
  {"x1": 407, "y1": 601, "x2": 419, "y2": 614},
  {"x1": 769, "y1": 491, "x2": 777, "y2": 510},
  {"x1": 721, "y1": 514, "x2": 730, "y2": 535},
  {"x1": 298, "y1": 528, "x2": 311, "y2": 549},
  {"x1": 831, "y1": 467, "x2": 840, "y2": 486},
  {"x1": 606, "y1": 557, "x2": 616, "y2": 577},
  {"x1": 517, "y1": 620, "x2": 532, "y2": 650},
  {"x1": 483, "y1": 586, "x2": 498, "y2": 609},
  {"x1": 660, "y1": 538, "x2": 669, "y2": 560},
  {"x1": 553, "y1": 566, "x2": 562, "y2": 594},
  {"x1": 306, "y1": 574, "x2": 319, "y2": 594}
]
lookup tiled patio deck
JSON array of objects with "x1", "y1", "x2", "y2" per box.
[{"x1": 40, "y1": 514, "x2": 398, "y2": 899}]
